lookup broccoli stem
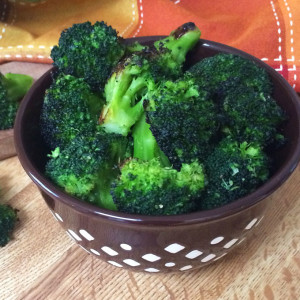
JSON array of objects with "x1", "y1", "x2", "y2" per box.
[
  {"x1": 154, "y1": 22, "x2": 201, "y2": 67},
  {"x1": 2, "y1": 73, "x2": 33, "y2": 103},
  {"x1": 132, "y1": 113, "x2": 170, "y2": 167},
  {"x1": 100, "y1": 71, "x2": 147, "y2": 136}
]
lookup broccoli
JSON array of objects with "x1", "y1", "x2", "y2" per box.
[
  {"x1": 219, "y1": 82, "x2": 286, "y2": 146},
  {"x1": 0, "y1": 203, "x2": 18, "y2": 247},
  {"x1": 146, "y1": 75, "x2": 219, "y2": 169},
  {"x1": 41, "y1": 21, "x2": 287, "y2": 216},
  {"x1": 99, "y1": 23, "x2": 201, "y2": 136},
  {"x1": 150, "y1": 22, "x2": 201, "y2": 80},
  {"x1": 111, "y1": 158, "x2": 205, "y2": 215},
  {"x1": 51, "y1": 21, "x2": 125, "y2": 91},
  {"x1": 0, "y1": 72, "x2": 33, "y2": 130},
  {"x1": 188, "y1": 53, "x2": 273, "y2": 96},
  {"x1": 201, "y1": 138, "x2": 269, "y2": 210},
  {"x1": 41, "y1": 73, "x2": 104, "y2": 149},
  {"x1": 45, "y1": 128, "x2": 128, "y2": 210},
  {"x1": 99, "y1": 54, "x2": 154, "y2": 136}
]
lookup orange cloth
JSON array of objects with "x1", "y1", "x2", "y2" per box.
[{"x1": 0, "y1": 0, "x2": 299, "y2": 91}]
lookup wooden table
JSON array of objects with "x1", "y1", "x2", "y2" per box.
[{"x1": 0, "y1": 63, "x2": 300, "y2": 300}]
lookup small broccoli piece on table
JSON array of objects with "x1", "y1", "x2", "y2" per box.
[
  {"x1": 41, "y1": 73, "x2": 104, "y2": 149},
  {"x1": 0, "y1": 204, "x2": 18, "y2": 247},
  {"x1": 51, "y1": 21, "x2": 125, "y2": 91},
  {"x1": 111, "y1": 158, "x2": 205, "y2": 215},
  {"x1": 202, "y1": 138, "x2": 270, "y2": 210},
  {"x1": 188, "y1": 53, "x2": 273, "y2": 96},
  {"x1": 146, "y1": 75, "x2": 219, "y2": 169},
  {"x1": 46, "y1": 129, "x2": 128, "y2": 210},
  {"x1": 0, "y1": 72, "x2": 33, "y2": 130},
  {"x1": 220, "y1": 83, "x2": 286, "y2": 146}
]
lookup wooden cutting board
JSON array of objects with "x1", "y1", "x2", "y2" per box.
[{"x1": 0, "y1": 63, "x2": 299, "y2": 300}]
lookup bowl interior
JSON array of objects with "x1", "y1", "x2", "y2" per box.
[{"x1": 14, "y1": 37, "x2": 300, "y2": 225}]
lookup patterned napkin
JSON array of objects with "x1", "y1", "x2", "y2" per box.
[{"x1": 0, "y1": 0, "x2": 299, "y2": 91}]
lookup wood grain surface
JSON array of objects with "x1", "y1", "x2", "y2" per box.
[{"x1": 0, "y1": 63, "x2": 299, "y2": 300}]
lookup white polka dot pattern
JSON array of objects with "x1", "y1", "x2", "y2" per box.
[
  {"x1": 120, "y1": 243, "x2": 132, "y2": 251},
  {"x1": 144, "y1": 268, "x2": 160, "y2": 273},
  {"x1": 223, "y1": 238, "x2": 239, "y2": 249},
  {"x1": 142, "y1": 254, "x2": 161, "y2": 262},
  {"x1": 123, "y1": 259, "x2": 140, "y2": 267},
  {"x1": 59, "y1": 214, "x2": 264, "y2": 272},
  {"x1": 101, "y1": 246, "x2": 119, "y2": 256},
  {"x1": 185, "y1": 250, "x2": 203, "y2": 259},
  {"x1": 180, "y1": 265, "x2": 193, "y2": 271},
  {"x1": 79, "y1": 229, "x2": 94, "y2": 241},
  {"x1": 210, "y1": 236, "x2": 224, "y2": 245},
  {"x1": 164, "y1": 243, "x2": 185, "y2": 253},
  {"x1": 245, "y1": 218, "x2": 258, "y2": 230}
]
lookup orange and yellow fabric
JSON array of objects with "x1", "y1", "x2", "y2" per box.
[{"x1": 0, "y1": 0, "x2": 299, "y2": 91}]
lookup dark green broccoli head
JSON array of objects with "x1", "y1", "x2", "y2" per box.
[
  {"x1": 147, "y1": 75, "x2": 219, "y2": 169},
  {"x1": 45, "y1": 129, "x2": 128, "y2": 210},
  {"x1": 202, "y1": 138, "x2": 269, "y2": 210},
  {"x1": 41, "y1": 73, "x2": 104, "y2": 149},
  {"x1": 111, "y1": 158, "x2": 205, "y2": 215},
  {"x1": 0, "y1": 72, "x2": 33, "y2": 130},
  {"x1": 51, "y1": 21, "x2": 125, "y2": 90},
  {"x1": 0, "y1": 204, "x2": 18, "y2": 247},
  {"x1": 188, "y1": 53, "x2": 273, "y2": 96},
  {"x1": 220, "y1": 82, "x2": 286, "y2": 146}
]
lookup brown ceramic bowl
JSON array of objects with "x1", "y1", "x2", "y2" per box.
[{"x1": 14, "y1": 37, "x2": 300, "y2": 273}]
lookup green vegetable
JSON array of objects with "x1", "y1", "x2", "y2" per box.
[
  {"x1": 146, "y1": 75, "x2": 219, "y2": 169},
  {"x1": 0, "y1": 72, "x2": 33, "y2": 130},
  {"x1": 42, "y1": 21, "x2": 286, "y2": 215},
  {"x1": 40, "y1": 73, "x2": 104, "y2": 149},
  {"x1": 51, "y1": 21, "x2": 125, "y2": 91},
  {"x1": 45, "y1": 129, "x2": 128, "y2": 210},
  {"x1": 111, "y1": 158, "x2": 205, "y2": 215},
  {"x1": 202, "y1": 138, "x2": 269, "y2": 210},
  {"x1": 0, "y1": 204, "x2": 18, "y2": 247}
]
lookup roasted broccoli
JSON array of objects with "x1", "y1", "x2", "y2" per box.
[
  {"x1": 0, "y1": 203, "x2": 18, "y2": 247},
  {"x1": 99, "y1": 54, "x2": 154, "y2": 136},
  {"x1": 147, "y1": 75, "x2": 219, "y2": 169},
  {"x1": 111, "y1": 158, "x2": 205, "y2": 215},
  {"x1": 219, "y1": 82, "x2": 286, "y2": 146},
  {"x1": 201, "y1": 138, "x2": 269, "y2": 210},
  {"x1": 0, "y1": 72, "x2": 33, "y2": 130},
  {"x1": 41, "y1": 21, "x2": 286, "y2": 215},
  {"x1": 51, "y1": 21, "x2": 125, "y2": 91},
  {"x1": 188, "y1": 53, "x2": 273, "y2": 96},
  {"x1": 41, "y1": 73, "x2": 104, "y2": 149},
  {"x1": 45, "y1": 129, "x2": 128, "y2": 210}
]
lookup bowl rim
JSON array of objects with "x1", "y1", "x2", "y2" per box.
[{"x1": 14, "y1": 37, "x2": 300, "y2": 226}]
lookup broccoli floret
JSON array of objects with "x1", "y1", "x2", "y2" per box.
[
  {"x1": 147, "y1": 22, "x2": 201, "y2": 81},
  {"x1": 45, "y1": 129, "x2": 128, "y2": 210},
  {"x1": 99, "y1": 54, "x2": 155, "y2": 136},
  {"x1": 202, "y1": 138, "x2": 269, "y2": 210},
  {"x1": 188, "y1": 53, "x2": 273, "y2": 96},
  {"x1": 0, "y1": 204, "x2": 18, "y2": 247},
  {"x1": 220, "y1": 82, "x2": 286, "y2": 146},
  {"x1": 0, "y1": 72, "x2": 33, "y2": 130},
  {"x1": 99, "y1": 23, "x2": 201, "y2": 136},
  {"x1": 51, "y1": 21, "x2": 125, "y2": 90},
  {"x1": 41, "y1": 73, "x2": 104, "y2": 149},
  {"x1": 147, "y1": 75, "x2": 219, "y2": 169},
  {"x1": 111, "y1": 158, "x2": 205, "y2": 215}
]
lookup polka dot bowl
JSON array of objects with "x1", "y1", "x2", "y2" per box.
[{"x1": 14, "y1": 37, "x2": 300, "y2": 273}]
